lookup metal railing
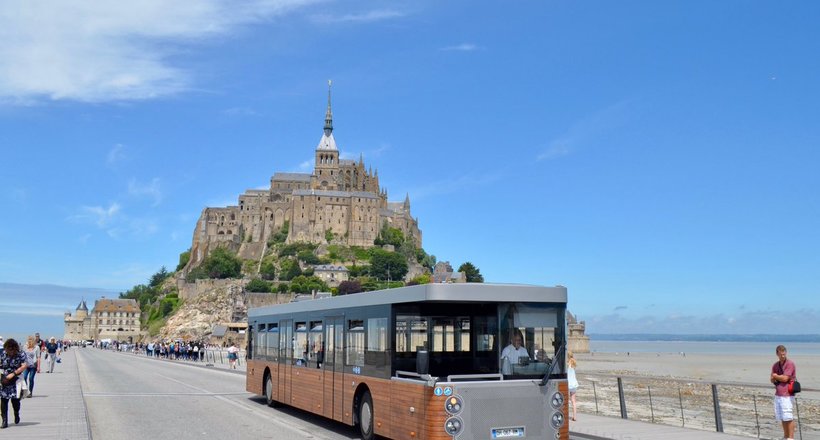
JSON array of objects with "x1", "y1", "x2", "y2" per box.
[{"x1": 578, "y1": 373, "x2": 819, "y2": 439}]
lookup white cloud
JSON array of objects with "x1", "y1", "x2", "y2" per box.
[
  {"x1": 311, "y1": 9, "x2": 405, "y2": 24},
  {"x1": 107, "y1": 144, "x2": 128, "y2": 165},
  {"x1": 128, "y1": 177, "x2": 163, "y2": 206},
  {"x1": 440, "y1": 43, "x2": 478, "y2": 52},
  {"x1": 0, "y1": 0, "x2": 317, "y2": 103},
  {"x1": 70, "y1": 202, "x2": 121, "y2": 227},
  {"x1": 537, "y1": 99, "x2": 634, "y2": 161}
]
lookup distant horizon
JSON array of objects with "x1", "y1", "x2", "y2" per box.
[{"x1": 590, "y1": 333, "x2": 820, "y2": 343}]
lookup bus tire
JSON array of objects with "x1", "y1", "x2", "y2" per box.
[
  {"x1": 264, "y1": 373, "x2": 278, "y2": 407},
  {"x1": 358, "y1": 390, "x2": 375, "y2": 440}
]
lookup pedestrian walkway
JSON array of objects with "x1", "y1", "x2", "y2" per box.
[
  {"x1": 10, "y1": 348, "x2": 90, "y2": 440},
  {"x1": 570, "y1": 413, "x2": 753, "y2": 440}
]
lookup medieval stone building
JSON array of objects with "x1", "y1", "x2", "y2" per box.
[
  {"x1": 186, "y1": 83, "x2": 422, "y2": 270},
  {"x1": 64, "y1": 299, "x2": 144, "y2": 342}
]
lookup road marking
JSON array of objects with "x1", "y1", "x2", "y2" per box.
[
  {"x1": 156, "y1": 373, "x2": 335, "y2": 440},
  {"x1": 85, "y1": 392, "x2": 252, "y2": 397}
]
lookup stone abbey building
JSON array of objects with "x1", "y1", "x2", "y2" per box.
[
  {"x1": 64, "y1": 299, "x2": 144, "y2": 342},
  {"x1": 186, "y1": 84, "x2": 422, "y2": 269}
]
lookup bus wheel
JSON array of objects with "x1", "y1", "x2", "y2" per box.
[
  {"x1": 358, "y1": 391, "x2": 374, "y2": 440},
  {"x1": 265, "y1": 374, "x2": 277, "y2": 407}
]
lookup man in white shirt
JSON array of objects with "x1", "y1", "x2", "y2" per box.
[{"x1": 501, "y1": 331, "x2": 530, "y2": 374}]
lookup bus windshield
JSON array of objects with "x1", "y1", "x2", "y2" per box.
[{"x1": 393, "y1": 301, "x2": 565, "y2": 379}]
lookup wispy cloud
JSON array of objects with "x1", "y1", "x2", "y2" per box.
[
  {"x1": 311, "y1": 9, "x2": 405, "y2": 24},
  {"x1": 440, "y1": 43, "x2": 478, "y2": 52},
  {"x1": 128, "y1": 177, "x2": 163, "y2": 206},
  {"x1": 8, "y1": 187, "x2": 27, "y2": 203},
  {"x1": 0, "y1": 1, "x2": 316, "y2": 103},
  {"x1": 340, "y1": 143, "x2": 390, "y2": 161},
  {"x1": 222, "y1": 107, "x2": 260, "y2": 117},
  {"x1": 78, "y1": 233, "x2": 92, "y2": 245},
  {"x1": 408, "y1": 171, "x2": 504, "y2": 201},
  {"x1": 107, "y1": 143, "x2": 128, "y2": 166},
  {"x1": 69, "y1": 203, "x2": 122, "y2": 227},
  {"x1": 536, "y1": 99, "x2": 634, "y2": 161}
]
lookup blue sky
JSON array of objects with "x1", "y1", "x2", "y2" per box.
[{"x1": 1, "y1": 1, "x2": 819, "y2": 338}]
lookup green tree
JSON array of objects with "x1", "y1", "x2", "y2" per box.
[
  {"x1": 458, "y1": 262, "x2": 484, "y2": 283},
  {"x1": 269, "y1": 220, "x2": 290, "y2": 245},
  {"x1": 149, "y1": 266, "x2": 171, "y2": 288},
  {"x1": 407, "y1": 273, "x2": 431, "y2": 286},
  {"x1": 374, "y1": 222, "x2": 405, "y2": 247},
  {"x1": 276, "y1": 282, "x2": 290, "y2": 293},
  {"x1": 246, "y1": 278, "x2": 273, "y2": 293},
  {"x1": 260, "y1": 258, "x2": 276, "y2": 280},
  {"x1": 369, "y1": 249, "x2": 408, "y2": 281},
  {"x1": 279, "y1": 258, "x2": 302, "y2": 281},
  {"x1": 196, "y1": 247, "x2": 242, "y2": 279},
  {"x1": 289, "y1": 275, "x2": 329, "y2": 294},
  {"x1": 297, "y1": 249, "x2": 320, "y2": 265},
  {"x1": 176, "y1": 249, "x2": 191, "y2": 271}
]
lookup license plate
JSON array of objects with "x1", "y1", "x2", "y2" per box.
[{"x1": 491, "y1": 427, "x2": 525, "y2": 438}]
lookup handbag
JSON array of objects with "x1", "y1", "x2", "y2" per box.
[
  {"x1": 789, "y1": 380, "x2": 801, "y2": 394},
  {"x1": 1, "y1": 374, "x2": 16, "y2": 387}
]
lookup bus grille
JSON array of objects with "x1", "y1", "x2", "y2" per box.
[{"x1": 455, "y1": 384, "x2": 548, "y2": 439}]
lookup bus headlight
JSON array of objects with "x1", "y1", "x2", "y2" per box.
[
  {"x1": 550, "y1": 411, "x2": 564, "y2": 429},
  {"x1": 444, "y1": 396, "x2": 463, "y2": 415},
  {"x1": 444, "y1": 417, "x2": 463, "y2": 436},
  {"x1": 550, "y1": 391, "x2": 564, "y2": 409}
]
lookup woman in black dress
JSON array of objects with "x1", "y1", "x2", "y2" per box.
[{"x1": 0, "y1": 338, "x2": 28, "y2": 428}]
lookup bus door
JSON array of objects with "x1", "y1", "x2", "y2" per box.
[
  {"x1": 323, "y1": 316, "x2": 344, "y2": 421},
  {"x1": 279, "y1": 319, "x2": 293, "y2": 405}
]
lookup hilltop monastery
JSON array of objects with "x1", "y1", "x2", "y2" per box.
[{"x1": 185, "y1": 84, "x2": 422, "y2": 270}]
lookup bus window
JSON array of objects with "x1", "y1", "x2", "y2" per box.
[
  {"x1": 267, "y1": 323, "x2": 279, "y2": 361},
  {"x1": 308, "y1": 321, "x2": 323, "y2": 368},
  {"x1": 395, "y1": 315, "x2": 428, "y2": 353},
  {"x1": 279, "y1": 319, "x2": 292, "y2": 364},
  {"x1": 346, "y1": 319, "x2": 364, "y2": 366},
  {"x1": 365, "y1": 317, "x2": 388, "y2": 368},
  {"x1": 499, "y1": 303, "x2": 565, "y2": 378},
  {"x1": 295, "y1": 322, "x2": 308, "y2": 366},
  {"x1": 455, "y1": 317, "x2": 470, "y2": 352},
  {"x1": 473, "y1": 315, "x2": 497, "y2": 352},
  {"x1": 255, "y1": 324, "x2": 266, "y2": 359}
]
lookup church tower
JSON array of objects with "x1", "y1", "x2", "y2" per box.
[{"x1": 314, "y1": 80, "x2": 340, "y2": 190}]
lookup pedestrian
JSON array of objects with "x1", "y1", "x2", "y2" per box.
[
  {"x1": 45, "y1": 337, "x2": 59, "y2": 373},
  {"x1": 22, "y1": 337, "x2": 39, "y2": 397},
  {"x1": 771, "y1": 345, "x2": 797, "y2": 440},
  {"x1": 567, "y1": 352, "x2": 579, "y2": 421},
  {"x1": 227, "y1": 342, "x2": 239, "y2": 369},
  {"x1": 1, "y1": 338, "x2": 28, "y2": 428}
]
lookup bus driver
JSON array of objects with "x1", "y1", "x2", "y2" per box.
[{"x1": 501, "y1": 329, "x2": 530, "y2": 374}]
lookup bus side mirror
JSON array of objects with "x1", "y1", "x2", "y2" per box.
[{"x1": 416, "y1": 348, "x2": 429, "y2": 375}]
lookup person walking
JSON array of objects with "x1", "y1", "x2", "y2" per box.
[
  {"x1": 44, "y1": 337, "x2": 59, "y2": 373},
  {"x1": 1, "y1": 338, "x2": 28, "y2": 428},
  {"x1": 771, "y1": 344, "x2": 797, "y2": 440},
  {"x1": 22, "y1": 337, "x2": 39, "y2": 397},
  {"x1": 567, "y1": 352, "x2": 579, "y2": 421},
  {"x1": 227, "y1": 342, "x2": 239, "y2": 369}
]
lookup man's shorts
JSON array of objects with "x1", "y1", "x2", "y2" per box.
[{"x1": 774, "y1": 395, "x2": 795, "y2": 422}]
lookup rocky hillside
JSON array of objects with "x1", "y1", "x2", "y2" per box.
[{"x1": 158, "y1": 281, "x2": 244, "y2": 341}]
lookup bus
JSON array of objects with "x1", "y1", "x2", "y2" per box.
[{"x1": 246, "y1": 283, "x2": 569, "y2": 440}]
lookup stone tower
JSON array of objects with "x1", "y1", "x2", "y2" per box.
[{"x1": 313, "y1": 80, "x2": 340, "y2": 191}]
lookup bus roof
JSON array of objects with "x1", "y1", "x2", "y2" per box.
[{"x1": 248, "y1": 283, "x2": 567, "y2": 319}]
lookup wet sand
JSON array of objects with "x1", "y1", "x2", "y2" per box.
[{"x1": 576, "y1": 351, "x2": 820, "y2": 388}]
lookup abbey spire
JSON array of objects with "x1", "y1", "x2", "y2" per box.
[
  {"x1": 324, "y1": 79, "x2": 333, "y2": 136},
  {"x1": 316, "y1": 79, "x2": 338, "y2": 151}
]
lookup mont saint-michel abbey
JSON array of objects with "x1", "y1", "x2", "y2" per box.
[{"x1": 186, "y1": 85, "x2": 422, "y2": 269}]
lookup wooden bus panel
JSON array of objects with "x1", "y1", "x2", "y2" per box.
[
  {"x1": 246, "y1": 359, "x2": 263, "y2": 396},
  {"x1": 387, "y1": 380, "x2": 428, "y2": 440},
  {"x1": 424, "y1": 391, "x2": 451, "y2": 440},
  {"x1": 558, "y1": 381, "x2": 569, "y2": 440},
  {"x1": 291, "y1": 367, "x2": 324, "y2": 412}
]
